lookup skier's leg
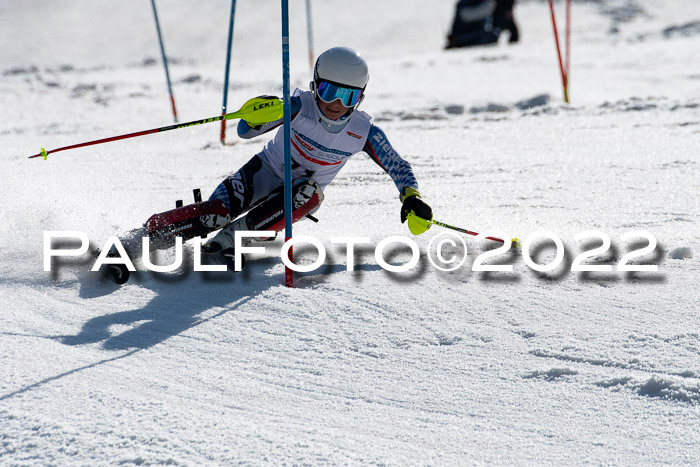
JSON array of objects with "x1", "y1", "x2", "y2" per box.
[
  {"x1": 135, "y1": 155, "x2": 273, "y2": 255},
  {"x1": 202, "y1": 178, "x2": 324, "y2": 254},
  {"x1": 207, "y1": 154, "x2": 283, "y2": 223}
]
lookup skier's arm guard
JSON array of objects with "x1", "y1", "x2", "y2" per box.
[
  {"x1": 237, "y1": 95, "x2": 302, "y2": 139},
  {"x1": 363, "y1": 124, "x2": 419, "y2": 195}
]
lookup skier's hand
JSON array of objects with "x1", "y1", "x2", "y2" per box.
[{"x1": 400, "y1": 188, "x2": 433, "y2": 235}]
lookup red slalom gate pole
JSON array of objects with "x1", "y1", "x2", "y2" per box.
[
  {"x1": 305, "y1": 0, "x2": 314, "y2": 71},
  {"x1": 548, "y1": 0, "x2": 569, "y2": 103},
  {"x1": 566, "y1": 0, "x2": 571, "y2": 90}
]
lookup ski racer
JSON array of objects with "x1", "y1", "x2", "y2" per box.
[{"x1": 143, "y1": 46, "x2": 433, "y2": 263}]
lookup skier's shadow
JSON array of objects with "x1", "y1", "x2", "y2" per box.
[
  {"x1": 4, "y1": 257, "x2": 320, "y2": 401},
  {"x1": 62, "y1": 246, "x2": 406, "y2": 351},
  {"x1": 63, "y1": 258, "x2": 280, "y2": 351}
]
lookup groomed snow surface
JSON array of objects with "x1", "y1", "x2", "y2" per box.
[{"x1": 1, "y1": 0, "x2": 699, "y2": 464}]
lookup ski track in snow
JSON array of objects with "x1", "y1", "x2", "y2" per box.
[{"x1": 1, "y1": 0, "x2": 700, "y2": 464}]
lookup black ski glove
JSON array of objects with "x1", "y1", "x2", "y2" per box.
[{"x1": 400, "y1": 188, "x2": 433, "y2": 234}]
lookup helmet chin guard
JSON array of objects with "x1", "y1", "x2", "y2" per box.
[{"x1": 311, "y1": 47, "x2": 369, "y2": 133}]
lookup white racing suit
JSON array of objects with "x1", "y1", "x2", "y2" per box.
[{"x1": 208, "y1": 89, "x2": 420, "y2": 221}]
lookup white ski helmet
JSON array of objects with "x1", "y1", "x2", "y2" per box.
[{"x1": 310, "y1": 47, "x2": 369, "y2": 133}]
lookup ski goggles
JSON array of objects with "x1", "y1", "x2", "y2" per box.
[{"x1": 316, "y1": 80, "x2": 363, "y2": 107}]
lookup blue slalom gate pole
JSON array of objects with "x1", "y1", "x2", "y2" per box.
[
  {"x1": 220, "y1": 0, "x2": 237, "y2": 144},
  {"x1": 149, "y1": 0, "x2": 178, "y2": 122},
  {"x1": 281, "y1": 0, "x2": 294, "y2": 287}
]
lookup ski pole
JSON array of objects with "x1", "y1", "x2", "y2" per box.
[
  {"x1": 29, "y1": 97, "x2": 283, "y2": 160},
  {"x1": 150, "y1": 0, "x2": 178, "y2": 122},
  {"x1": 409, "y1": 214, "x2": 520, "y2": 247},
  {"x1": 432, "y1": 219, "x2": 520, "y2": 246}
]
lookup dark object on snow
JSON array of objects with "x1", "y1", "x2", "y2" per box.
[
  {"x1": 445, "y1": 0, "x2": 519, "y2": 49},
  {"x1": 493, "y1": 0, "x2": 519, "y2": 43}
]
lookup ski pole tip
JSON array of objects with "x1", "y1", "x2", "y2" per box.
[
  {"x1": 511, "y1": 237, "x2": 521, "y2": 248},
  {"x1": 41, "y1": 148, "x2": 48, "y2": 160}
]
